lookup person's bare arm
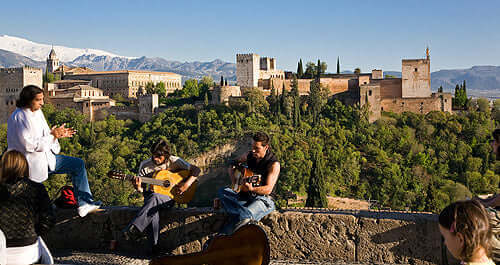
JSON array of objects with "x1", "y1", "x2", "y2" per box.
[
  {"x1": 244, "y1": 162, "x2": 280, "y2": 195},
  {"x1": 178, "y1": 165, "x2": 201, "y2": 194}
]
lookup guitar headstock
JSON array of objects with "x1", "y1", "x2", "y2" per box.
[{"x1": 107, "y1": 170, "x2": 129, "y2": 181}]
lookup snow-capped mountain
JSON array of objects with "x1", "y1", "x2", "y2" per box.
[{"x1": 0, "y1": 35, "x2": 133, "y2": 62}]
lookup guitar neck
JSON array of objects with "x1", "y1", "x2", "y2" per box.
[{"x1": 121, "y1": 173, "x2": 166, "y2": 187}]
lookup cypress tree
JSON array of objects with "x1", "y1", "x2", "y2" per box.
[
  {"x1": 336, "y1": 57, "x2": 340, "y2": 74},
  {"x1": 317, "y1": 59, "x2": 321, "y2": 78},
  {"x1": 305, "y1": 147, "x2": 328, "y2": 208},
  {"x1": 291, "y1": 75, "x2": 300, "y2": 127},
  {"x1": 204, "y1": 91, "x2": 209, "y2": 106},
  {"x1": 297, "y1": 59, "x2": 304, "y2": 79}
]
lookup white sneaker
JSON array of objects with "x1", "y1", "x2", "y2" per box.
[{"x1": 78, "y1": 203, "x2": 100, "y2": 217}]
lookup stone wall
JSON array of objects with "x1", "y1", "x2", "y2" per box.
[
  {"x1": 45, "y1": 207, "x2": 457, "y2": 265},
  {"x1": 379, "y1": 78, "x2": 403, "y2": 99},
  {"x1": 381, "y1": 93, "x2": 452, "y2": 114}
]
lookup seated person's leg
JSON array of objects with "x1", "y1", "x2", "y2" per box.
[
  {"x1": 125, "y1": 193, "x2": 173, "y2": 243},
  {"x1": 245, "y1": 195, "x2": 275, "y2": 221},
  {"x1": 52, "y1": 155, "x2": 97, "y2": 206}
]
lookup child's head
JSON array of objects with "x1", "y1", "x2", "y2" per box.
[{"x1": 438, "y1": 200, "x2": 492, "y2": 261}]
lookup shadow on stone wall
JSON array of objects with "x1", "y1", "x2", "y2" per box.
[{"x1": 46, "y1": 208, "x2": 455, "y2": 265}]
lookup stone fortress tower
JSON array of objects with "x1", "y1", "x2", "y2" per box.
[
  {"x1": 46, "y1": 47, "x2": 60, "y2": 73},
  {"x1": 236, "y1": 54, "x2": 260, "y2": 88},
  {"x1": 401, "y1": 47, "x2": 431, "y2": 98},
  {"x1": 0, "y1": 66, "x2": 43, "y2": 123},
  {"x1": 236, "y1": 53, "x2": 284, "y2": 89}
]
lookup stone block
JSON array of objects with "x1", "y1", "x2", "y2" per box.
[
  {"x1": 262, "y1": 212, "x2": 356, "y2": 262},
  {"x1": 357, "y1": 217, "x2": 441, "y2": 265}
]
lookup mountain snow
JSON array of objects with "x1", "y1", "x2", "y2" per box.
[{"x1": 0, "y1": 35, "x2": 134, "y2": 62}]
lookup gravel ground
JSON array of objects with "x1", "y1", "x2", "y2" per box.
[{"x1": 52, "y1": 250, "x2": 406, "y2": 265}]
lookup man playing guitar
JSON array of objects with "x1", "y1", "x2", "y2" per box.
[
  {"x1": 217, "y1": 132, "x2": 280, "y2": 235},
  {"x1": 122, "y1": 139, "x2": 200, "y2": 255}
]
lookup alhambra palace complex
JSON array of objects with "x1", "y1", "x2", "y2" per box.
[
  {"x1": 0, "y1": 48, "x2": 451, "y2": 123},
  {"x1": 232, "y1": 48, "x2": 452, "y2": 122}
]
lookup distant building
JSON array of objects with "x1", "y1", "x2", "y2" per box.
[
  {"x1": 212, "y1": 77, "x2": 241, "y2": 105},
  {"x1": 63, "y1": 70, "x2": 182, "y2": 99},
  {"x1": 45, "y1": 50, "x2": 182, "y2": 99},
  {"x1": 0, "y1": 66, "x2": 43, "y2": 123},
  {"x1": 47, "y1": 85, "x2": 115, "y2": 121},
  {"x1": 46, "y1": 48, "x2": 60, "y2": 73},
  {"x1": 236, "y1": 53, "x2": 285, "y2": 91},
  {"x1": 236, "y1": 48, "x2": 452, "y2": 122}
]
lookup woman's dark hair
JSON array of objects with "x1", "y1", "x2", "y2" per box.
[
  {"x1": 0, "y1": 150, "x2": 29, "y2": 184},
  {"x1": 150, "y1": 139, "x2": 171, "y2": 158},
  {"x1": 439, "y1": 200, "x2": 492, "y2": 261},
  {"x1": 253, "y1": 132, "x2": 270, "y2": 146},
  {"x1": 16, "y1": 85, "x2": 44, "y2": 108}
]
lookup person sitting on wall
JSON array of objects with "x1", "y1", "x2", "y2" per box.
[
  {"x1": 122, "y1": 139, "x2": 201, "y2": 255},
  {"x1": 7, "y1": 85, "x2": 101, "y2": 217},
  {"x1": 217, "y1": 132, "x2": 280, "y2": 235}
]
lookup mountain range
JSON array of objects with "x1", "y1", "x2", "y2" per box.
[{"x1": 0, "y1": 35, "x2": 499, "y2": 97}]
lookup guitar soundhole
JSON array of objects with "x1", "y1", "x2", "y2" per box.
[{"x1": 163, "y1": 180, "x2": 171, "y2": 187}]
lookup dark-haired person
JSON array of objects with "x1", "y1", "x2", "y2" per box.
[
  {"x1": 7, "y1": 85, "x2": 101, "y2": 217},
  {"x1": 217, "y1": 132, "x2": 280, "y2": 235},
  {"x1": 123, "y1": 139, "x2": 200, "y2": 254},
  {"x1": 0, "y1": 150, "x2": 55, "y2": 264}
]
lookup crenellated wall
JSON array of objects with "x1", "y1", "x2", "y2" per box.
[{"x1": 45, "y1": 207, "x2": 459, "y2": 265}]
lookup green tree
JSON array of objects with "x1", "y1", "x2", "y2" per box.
[
  {"x1": 306, "y1": 147, "x2": 328, "y2": 208},
  {"x1": 297, "y1": 59, "x2": 304, "y2": 78},
  {"x1": 155, "y1": 82, "x2": 166, "y2": 96},
  {"x1": 291, "y1": 75, "x2": 300, "y2": 127},
  {"x1": 305, "y1": 62, "x2": 316, "y2": 78},
  {"x1": 183, "y1": 79, "x2": 199, "y2": 98},
  {"x1": 336, "y1": 57, "x2": 340, "y2": 74},
  {"x1": 354, "y1": 68, "x2": 361, "y2": 74}
]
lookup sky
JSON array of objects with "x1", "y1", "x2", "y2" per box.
[{"x1": 1, "y1": 0, "x2": 499, "y2": 72}]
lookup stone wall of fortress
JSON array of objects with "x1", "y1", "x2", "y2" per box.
[
  {"x1": 379, "y1": 78, "x2": 403, "y2": 99},
  {"x1": 46, "y1": 207, "x2": 457, "y2": 265},
  {"x1": 381, "y1": 93, "x2": 452, "y2": 114},
  {"x1": 0, "y1": 66, "x2": 42, "y2": 123}
]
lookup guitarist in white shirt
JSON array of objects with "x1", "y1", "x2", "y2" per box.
[
  {"x1": 7, "y1": 85, "x2": 101, "y2": 217},
  {"x1": 123, "y1": 139, "x2": 200, "y2": 255}
]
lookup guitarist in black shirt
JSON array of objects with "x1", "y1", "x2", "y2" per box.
[{"x1": 217, "y1": 132, "x2": 280, "y2": 235}]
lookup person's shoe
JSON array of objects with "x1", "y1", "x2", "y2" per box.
[
  {"x1": 122, "y1": 225, "x2": 144, "y2": 242},
  {"x1": 77, "y1": 203, "x2": 100, "y2": 217},
  {"x1": 232, "y1": 218, "x2": 252, "y2": 233}
]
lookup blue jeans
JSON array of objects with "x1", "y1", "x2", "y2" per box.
[
  {"x1": 130, "y1": 192, "x2": 174, "y2": 245},
  {"x1": 48, "y1": 155, "x2": 95, "y2": 207},
  {"x1": 218, "y1": 187, "x2": 275, "y2": 234}
]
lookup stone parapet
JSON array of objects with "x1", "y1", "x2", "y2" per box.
[{"x1": 46, "y1": 207, "x2": 456, "y2": 265}]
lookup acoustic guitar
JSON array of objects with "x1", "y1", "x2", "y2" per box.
[
  {"x1": 232, "y1": 163, "x2": 262, "y2": 193},
  {"x1": 107, "y1": 170, "x2": 197, "y2": 204},
  {"x1": 150, "y1": 223, "x2": 270, "y2": 265}
]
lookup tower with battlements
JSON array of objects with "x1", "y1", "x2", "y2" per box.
[
  {"x1": 236, "y1": 54, "x2": 260, "y2": 88},
  {"x1": 401, "y1": 48, "x2": 431, "y2": 98}
]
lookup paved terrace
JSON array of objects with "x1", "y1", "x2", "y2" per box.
[{"x1": 46, "y1": 207, "x2": 460, "y2": 265}]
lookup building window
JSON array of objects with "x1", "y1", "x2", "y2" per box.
[
  {"x1": 369, "y1": 90, "x2": 372, "y2": 96},
  {"x1": 414, "y1": 68, "x2": 418, "y2": 72},
  {"x1": 381, "y1": 107, "x2": 384, "y2": 111}
]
